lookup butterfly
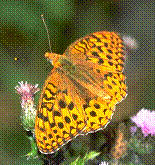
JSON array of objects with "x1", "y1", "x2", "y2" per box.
[{"x1": 35, "y1": 31, "x2": 127, "y2": 154}]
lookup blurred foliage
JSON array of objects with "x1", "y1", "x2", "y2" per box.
[{"x1": 128, "y1": 135, "x2": 154, "y2": 155}]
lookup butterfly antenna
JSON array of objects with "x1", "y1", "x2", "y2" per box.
[{"x1": 41, "y1": 15, "x2": 52, "y2": 53}]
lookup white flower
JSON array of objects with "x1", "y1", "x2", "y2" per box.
[{"x1": 99, "y1": 161, "x2": 109, "y2": 165}]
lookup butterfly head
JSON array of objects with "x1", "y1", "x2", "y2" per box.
[{"x1": 45, "y1": 52, "x2": 62, "y2": 68}]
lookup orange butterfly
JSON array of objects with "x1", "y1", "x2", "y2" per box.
[{"x1": 35, "y1": 31, "x2": 127, "y2": 154}]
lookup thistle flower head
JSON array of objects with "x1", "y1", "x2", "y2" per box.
[
  {"x1": 15, "y1": 81, "x2": 40, "y2": 131},
  {"x1": 15, "y1": 81, "x2": 39, "y2": 107},
  {"x1": 131, "y1": 108, "x2": 155, "y2": 137}
]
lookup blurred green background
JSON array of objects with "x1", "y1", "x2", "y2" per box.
[{"x1": 0, "y1": 0, "x2": 154, "y2": 164}]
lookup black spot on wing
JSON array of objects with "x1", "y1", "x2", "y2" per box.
[
  {"x1": 53, "y1": 111, "x2": 61, "y2": 116},
  {"x1": 46, "y1": 87, "x2": 56, "y2": 96},
  {"x1": 92, "y1": 51, "x2": 99, "y2": 57},
  {"x1": 68, "y1": 101, "x2": 74, "y2": 110},
  {"x1": 72, "y1": 114, "x2": 78, "y2": 120},
  {"x1": 50, "y1": 122, "x2": 56, "y2": 128},
  {"x1": 94, "y1": 103, "x2": 100, "y2": 109},
  {"x1": 106, "y1": 55, "x2": 112, "y2": 60},
  {"x1": 65, "y1": 116, "x2": 71, "y2": 123},
  {"x1": 107, "y1": 49, "x2": 113, "y2": 54},
  {"x1": 97, "y1": 46, "x2": 103, "y2": 52},
  {"x1": 48, "y1": 83, "x2": 57, "y2": 88},
  {"x1": 90, "y1": 111, "x2": 97, "y2": 117},
  {"x1": 58, "y1": 122, "x2": 64, "y2": 129},
  {"x1": 91, "y1": 35, "x2": 101, "y2": 42},
  {"x1": 59, "y1": 100, "x2": 67, "y2": 108},
  {"x1": 104, "y1": 42, "x2": 108, "y2": 47},
  {"x1": 43, "y1": 94, "x2": 55, "y2": 101},
  {"x1": 98, "y1": 58, "x2": 104, "y2": 64},
  {"x1": 37, "y1": 112, "x2": 48, "y2": 122},
  {"x1": 80, "y1": 41, "x2": 89, "y2": 50}
]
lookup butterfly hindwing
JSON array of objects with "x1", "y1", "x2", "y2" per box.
[{"x1": 35, "y1": 69, "x2": 87, "y2": 154}]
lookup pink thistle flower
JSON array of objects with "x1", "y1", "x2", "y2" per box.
[
  {"x1": 130, "y1": 126, "x2": 137, "y2": 135},
  {"x1": 122, "y1": 35, "x2": 138, "y2": 49},
  {"x1": 131, "y1": 108, "x2": 155, "y2": 137},
  {"x1": 15, "y1": 81, "x2": 39, "y2": 108},
  {"x1": 15, "y1": 81, "x2": 40, "y2": 131}
]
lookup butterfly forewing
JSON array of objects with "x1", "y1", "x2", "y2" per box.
[
  {"x1": 65, "y1": 31, "x2": 125, "y2": 72},
  {"x1": 64, "y1": 31, "x2": 127, "y2": 134}
]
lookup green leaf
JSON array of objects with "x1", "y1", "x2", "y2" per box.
[
  {"x1": 23, "y1": 136, "x2": 38, "y2": 159},
  {"x1": 69, "y1": 151, "x2": 100, "y2": 165},
  {"x1": 84, "y1": 151, "x2": 101, "y2": 162}
]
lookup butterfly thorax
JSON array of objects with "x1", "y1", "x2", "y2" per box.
[
  {"x1": 46, "y1": 52, "x2": 112, "y2": 100},
  {"x1": 45, "y1": 52, "x2": 75, "y2": 72}
]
